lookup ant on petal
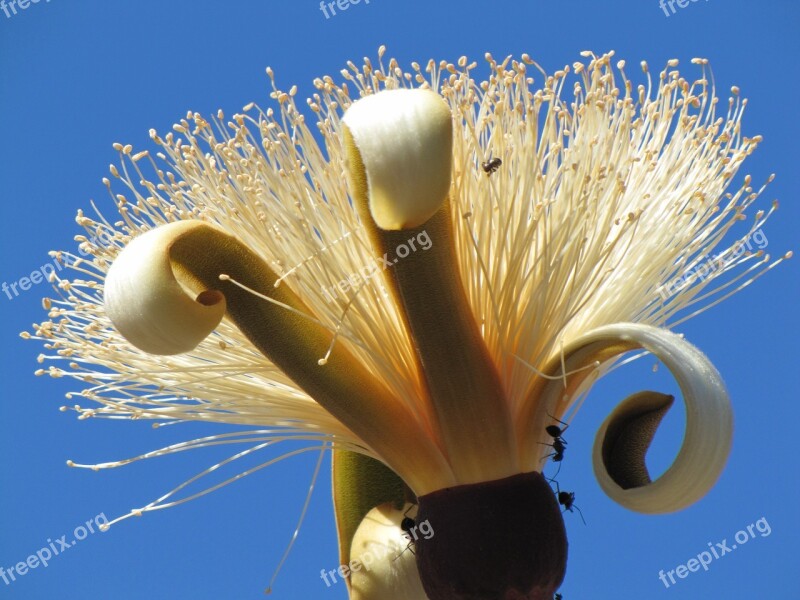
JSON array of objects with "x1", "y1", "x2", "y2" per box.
[
  {"x1": 394, "y1": 504, "x2": 418, "y2": 560},
  {"x1": 400, "y1": 505, "x2": 416, "y2": 541},
  {"x1": 540, "y1": 413, "x2": 569, "y2": 476},
  {"x1": 545, "y1": 413, "x2": 570, "y2": 442}
]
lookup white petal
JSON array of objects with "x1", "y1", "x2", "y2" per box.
[
  {"x1": 104, "y1": 221, "x2": 226, "y2": 355},
  {"x1": 343, "y1": 89, "x2": 452, "y2": 230},
  {"x1": 349, "y1": 503, "x2": 428, "y2": 600},
  {"x1": 578, "y1": 323, "x2": 733, "y2": 513}
]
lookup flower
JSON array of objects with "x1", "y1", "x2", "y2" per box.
[{"x1": 26, "y1": 48, "x2": 789, "y2": 599}]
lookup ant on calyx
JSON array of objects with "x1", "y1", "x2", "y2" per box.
[{"x1": 552, "y1": 480, "x2": 586, "y2": 525}]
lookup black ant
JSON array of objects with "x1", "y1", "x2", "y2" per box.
[
  {"x1": 545, "y1": 413, "x2": 569, "y2": 441},
  {"x1": 481, "y1": 157, "x2": 502, "y2": 175},
  {"x1": 400, "y1": 505, "x2": 415, "y2": 540},
  {"x1": 543, "y1": 437, "x2": 567, "y2": 463},
  {"x1": 395, "y1": 504, "x2": 418, "y2": 560},
  {"x1": 540, "y1": 414, "x2": 569, "y2": 476},
  {"x1": 553, "y1": 481, "x2": 585, "y2": 525}
]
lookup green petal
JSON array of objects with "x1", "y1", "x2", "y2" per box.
[{"x1": 332, "y1": 450, "x2": 410, "y2": 592}]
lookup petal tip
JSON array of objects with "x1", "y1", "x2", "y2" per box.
[
  {"x1": 343, "y1": 89, "x2": 453, "y2": 231},
  {"x1": 104, "y1": 222, "x2": 227, "y2": 355}
]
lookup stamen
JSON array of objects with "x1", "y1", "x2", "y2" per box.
[
  {"x1": 318, "y1": 280, "x2": 367, "y2": 366},
  {"x1": 219, "y1": 274, "x2": 336, "y2": 336},
  {"x1": 265, "y1": 444, "x2": 328, "y2": 594},
  {"x1": 221, "y1": 273, "x2": 371, "y2": 366},
  {"x1": 65, "y1": 431, "x2": 340, "y2": 469},
  {"x1": 273, "y1": 231, "x2": 353, "y2": 288},
  {"x1": 669, "y1": 252, "x2": 792, "y2": 326},
  {"x1": 100, "y1": 444, "x2": 329, "y2": 530},
  {"x1": 513, "y1": 354, "x2": 601, "y2": 383}
]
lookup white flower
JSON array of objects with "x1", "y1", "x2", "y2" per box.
[{"x1": 26, "y1": 48, "x2": 790, "y2": 599}]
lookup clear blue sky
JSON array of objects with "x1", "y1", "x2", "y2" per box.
[{"x1": 1, "y1": 1, "x2": 797, "y2": 599}]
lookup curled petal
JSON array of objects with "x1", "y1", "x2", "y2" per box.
[
  {"x1": 343, "y1": 89, "x2": 453, "y2": 230},
  {"x1": 104, "y1": 222, "x2": 450, "y2": 493},
  {"x1": 597, "y1": 391, "x2": 675, "y2": 490},
  {"x1": 104, "y1": 221, "x2": 226, "y2": 355},
  {"x1": 578, "y1": 324, "x2": 733, "y2": 513},
  {"x1": 348, "y1": 503, "x2": 428, "y2": 600}
]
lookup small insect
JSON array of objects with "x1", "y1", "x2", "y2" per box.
[
  {"x1": 540, "y1": 414, "x2": 569, "y2": 475},
  {"x1": 554, "y1": 482, "x2": 586, "y2": 525},
  {"x1": 545, "y1": 413, "x2": 570, "y2": 442},
  {"x1": 554, "y1": 594, "x2": 563, "y2": 600},
  {"x1": 481, "y1": 157, "x2": 502, "y2": 175},
  {"x1": 541, "y1": 437, "x2": 566, "y2": 464},
  {"x1": 395, "y1": 504, "x2": 418, "y2": 559},
  {"x1": 400, "y1": 506, "x2": 415, "y2": 539}
]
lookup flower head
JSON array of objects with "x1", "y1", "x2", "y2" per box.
[{"x1": 27, "y1": 48, "x2": 789, "y2": 599}]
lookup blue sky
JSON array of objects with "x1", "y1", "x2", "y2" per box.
[{"x1": 1, "y1": 1, "x2": 798, "y2": 599}]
